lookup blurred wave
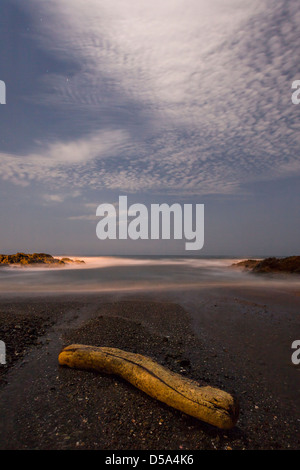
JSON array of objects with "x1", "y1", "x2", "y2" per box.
[{"x1": 0, "y1": 256, "x2": 299, "y2": 294}]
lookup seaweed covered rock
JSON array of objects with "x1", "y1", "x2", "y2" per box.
[
  {"x1": 0, "y1": 253, "x2": 62, "y2": 265},
  {"x1": 0, "y1": 253, "x2": 84, "y2": 266},
  {"x1": 231, "y1": 259, "x2": 261, "y2": 271},
  {"x1": 232, "y1": 256, "x2": 300, "y2": 274},
  {"x1": 252, "y1": 256, "x2": 300, "y2": 274},
  {"x1": 61, "y1": 257, "x2": 85, "y2": 264}
]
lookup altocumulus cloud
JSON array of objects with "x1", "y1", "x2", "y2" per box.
[{"x1": 1, "y1": 0, "x2": 299, "y2": 195}]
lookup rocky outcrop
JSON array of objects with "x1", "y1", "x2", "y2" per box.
[
  {"x1": 232, "y1": 256, "x2": 300, "y2": 274},
  {"x1": 231, "y1": 259, "x2": 261, "y2": 271},
  {"x1": 252, "y1": 256, "x2": 300, "y2": 274},
  {"x1": 60, "y1": 257, "x2": 85, "y2": 264},
  {"x1": 0, "y1": 253, "x2": 85, "y2": 266}
]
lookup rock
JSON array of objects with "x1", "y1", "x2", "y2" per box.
[
  {"x1": 252, "y1": 256, "x2": 300, "y2": 274},
  {"x1": 0, "y1": 253, "x2": 85, "y2": 266},
  {"x1": 231, "y1": 256, "x2": 300, "y2": 274},
  {"x1": 231, "y1": 259, "x2": 261, "y2": 270},
  {"x1": 59, "y1": 257, "x2": 85, "y2": 264}
]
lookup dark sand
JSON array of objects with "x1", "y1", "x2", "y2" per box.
[{"x1": 0, "y1": 288, "x2": 299, "y2": 450}]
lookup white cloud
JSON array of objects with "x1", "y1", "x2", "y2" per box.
[
  {"x1": 2, "y1": 0, "x2": 300, "y2": 194},
  {"x1": 68, "y1": 214, "x2": 97, "y2": 221},
  {"x1": 32, "y1": 129, "x2": 129, "y2": 165},
  {"x1": 43, "y1": 194, "x2": 65, "y2": 203}
]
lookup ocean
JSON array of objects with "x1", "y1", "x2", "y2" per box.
[{"x1": 0, "y1": 256, "x2": 299, "y2": 294}]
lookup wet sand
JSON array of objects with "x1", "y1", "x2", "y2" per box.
[{"x1": 0, "y1": 288, "x2": 299, "y2": 450}]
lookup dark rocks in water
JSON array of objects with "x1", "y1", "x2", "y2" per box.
[
  {"x1": 0, "y1": 253, "x2": 85, "y2": 266},
  {"x1": 231, "y1": 259, "x2": 261, "y2": 271},
  {"x1": 252, "y1": 256, "x2": 300, "y2": 274},
  {"x1": 232, "y1": 256, "x2": 300, "y2": 274},
  {"x1": 61, "y1": 257, "x2": 85, "y2": 264},
  {"x1": 0, "y1": 252, "x2": 61, "y2": 265}
]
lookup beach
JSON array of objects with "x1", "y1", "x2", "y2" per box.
[
  {"x1": 0, "y1": 265, "x2": 299, "y2": 449},
  {"x1": 3, "y1": 0, "x2": 300, "y2": 454}
]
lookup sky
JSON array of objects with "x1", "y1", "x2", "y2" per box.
[{"x1": 0, "y1": 0, "x2": 299, "y2": 256}]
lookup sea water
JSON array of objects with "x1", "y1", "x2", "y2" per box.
[{"x1": 0, "y1": 256, "x2": 299, "y2": 294}]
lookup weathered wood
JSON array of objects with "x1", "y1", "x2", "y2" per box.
[{"x1": 58, "y1": 344, "x2": 239, "y2": 429}]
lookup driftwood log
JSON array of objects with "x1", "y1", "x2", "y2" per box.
[{"x1": 58, "y1": 344, "x2": 239, "y2": 429}]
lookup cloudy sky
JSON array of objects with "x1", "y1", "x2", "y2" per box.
[{"x1": 0, "y1": 0, "x2": 299, "y2": 255}]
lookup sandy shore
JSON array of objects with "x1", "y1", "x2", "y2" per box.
[{"x1": 0, "y1": 288, "x2": 299, "y2": 450}]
